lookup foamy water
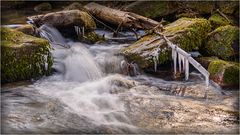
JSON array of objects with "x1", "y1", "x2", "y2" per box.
[{"x1": 1, "y1": 26, "x2": 238, "y2": 134}]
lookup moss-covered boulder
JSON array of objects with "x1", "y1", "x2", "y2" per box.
[
  {"x1": 1, "y1": 27, "x2": 53, "y2": 83},
  {"x1": 206, "y1": 25, "x2": 239, "y2": 60},
  {"x1": 179, "y1": 1, "x2": 215, "y2": 14},
  {"x1": 209, "y1": 13, "x2": 235, "y2": 29},
  {"x1": 208, "y1": 60, "x2": 239, "y2": 87},
  {"x1": 15, "y1": 24, "x2": 36, "y2": 36},
  {"x1": 64, "y1": 2, "x2": 83, "y2": 10},
  {"x1": 34, "y1": 2, "x2": 52, "y2": 12},
  {"x1": 124, "y1": 1, "x2": 178, "y2": 19},
  {"x1": 217, "y1": 1, "x2": 239, "y2": 15},
  {"x1": 122, "y1": 18, "x2": 211, "y2": 69},
  {"x1": 196, "y1": 57, "x2": 219, "y2": 69}
]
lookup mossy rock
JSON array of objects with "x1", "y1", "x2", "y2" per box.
[
  {"x1": 64, "y1": 2, "x2": 83, "y2": 10},
  {"x1": 34, "y1": 2, "x2": 52, "y2": 12},
  {"x1": 217, "y1": 1, "x2": 239, "y2": 14},
  {"x1": 1, "y1": 27, "x2": 53, "y2": 84},
  {"x1": 196, "y1": 56, "x2": 220, "y2": 69},
  {"x1": 124, "y1": 1, "x2": 178, "y2": 19},
  {"x1": 15, "y1": 24, "x2": 35, "y2": 36},
  {"x1": 208, "y1": 60, "x2": 239, "y2": 87},
  {"x1": 206, "y1": 25, "x2": 239, "y2": 60},
  {"x1": 122, "y1": 18, "x2": 211, "y2": 69},
  {"x1": 179, "y1": 1, "x2": 215, "y2": 14},
  {"x1": 81, "y1": 31, "x2": 105, "y2": 44},
  {"x1": 209, "y1": 13, "x2": 235, "y2": 29}
]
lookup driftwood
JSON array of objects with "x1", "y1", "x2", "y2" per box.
[{"x1": 84, "y1": 2, "x2": 159, "y2": 30}]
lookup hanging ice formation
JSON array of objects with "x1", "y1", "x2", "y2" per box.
[
  {"x1": 171, "y1": 47, "x2": 190, "y2": 80},
  {"x1": 151, "y1": 47, "x2": 161, "y2": 72},
  {"x1": 74, "y1": 26, "x2": 85, "y2": 38}
]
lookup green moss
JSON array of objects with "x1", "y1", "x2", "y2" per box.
[
  {"x1": 182, "y1": 1, "x2": 215, "y2": 14},
  {"x1": 81, "y1": 12, "x2": 96, "y2": 30},
  {"x1": 217, "y1": 1, "x2": 239, "y2": 14},
  {"x1": 206, "y1": 25, "x2": 239, "y2": 60},
  {"x1": 209, "y1": 14, "x2": 234, "y2": 29},
  {"x1": 122, "y1": 18, "x2": 211, "y2": 69},
  {"x1": 83, "y1": 31, "x2": 105, "y2": 44},
  {"x1": 224, "y1": 64, "x2": 240, "y2": 84},
  {"x1": 1, "y1": 27, "x2": 53, "y2": 83},
  {"x1": 208, "y1": 60, "x2": 240, "y2": 85},
  {"x1": 208, "y1": 60, "x2": 227, "y2": 74},
  {"x1": 165, "y1": 18, "x2": 211, "y2": 51},
  {"x1": 124, "y1": 1, "x2": 177, "y2": 19}
]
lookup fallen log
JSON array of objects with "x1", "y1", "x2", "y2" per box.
[{"x1": 84, "y1": 2, "x2": 159, "y2": 30}]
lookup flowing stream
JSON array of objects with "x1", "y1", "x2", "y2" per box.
[{"x1": 1, "y1": 25, "x2": 239, "y2": 134}]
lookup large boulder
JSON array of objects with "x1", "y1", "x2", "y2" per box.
[
  {"x1": 122, "y1": 18, "x2": 211, "y2": 69},
  {"x1": 208, "y1": 13, "x2": 235, "y2": 29},
  {"x1": 34, "y1": 2, "x2": 52, "y2": 12},
  {"x1": 15, "y1": 24, "x2": 36, "y2": 36},
  {"x1": 1, "y1": 27, "x2": 53, "y2": 83},
  {"x1": 27, "y1": 10, "x2": 96, "y2": 30},
  {"x1": 64, "y1": 2, "x2": 84, "y2": 10},
  {"x1": 208, "y1": 59, "x2": 239, "y2": 88},
  {"x1": 178, "y1": 1, "x2": 215, "y2": 14},
  {"x1": 217, "y1": 1, "x2": 239, "y2": 15},
  {"x1": 205, "y1": 25, "x2": 239, "y2": 60},
  {"x1": 124, "y1": 1, "x2": 178, "y2": 19}
]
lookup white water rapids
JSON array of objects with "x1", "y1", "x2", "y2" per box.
[{"x1": 1, "y1": 25, "x2": 239, "y2": 134}]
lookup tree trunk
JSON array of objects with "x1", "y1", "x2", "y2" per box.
[{"x1": 84, "y1": 2, "x2": 159, "y2": 30}]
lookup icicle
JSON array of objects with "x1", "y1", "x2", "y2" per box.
[
  {"x1": 205, "y1": 75, "x2": 209, "y2": 87},
  {"x1": 82, "y1": 26, "x2": 85, "y2": 37},
  {"x1": 152, "y1": 47, "x2": 161, "y2": 72},
  {"x1": 178, "y1": 52, "x2": 182, "y2": 72},
  {"x1": 185, "y1": 58, "x2": 189, "y2": 80},
  {"x1": 172, "y1": 47, "x2": 177, "y2": 75},
  {"x1": 181, "y1": 55, "x2": 185, "y2": 72},
  {"x1": 153, "y1": 57, "x2": 157, "y2": 72}
]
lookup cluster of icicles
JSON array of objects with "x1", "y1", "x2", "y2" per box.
[
  {"x1": 151, "y1": 46, "x2": 189, "y2": 80},
  {"x1": 172, "y1": 46, "x2": 189, "y2": 80}
]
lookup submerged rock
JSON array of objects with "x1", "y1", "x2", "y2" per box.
[
  {"x1": 34, "y1": 2, "x2": 52, "y2": 12},
  {"x1": 122, "y1": 18, "x2": 211, "y2": 69},
  {"x1": 1, "y1": 27, "x2": 53, "y2": 83},
  {"x1": 27, "y1": 10, "x2": 96, "y2": 30},
  {"x1": 208, "y1": 59, "x2": 239, "y2": 87},
  {"x1": 205, "y1": 25, "x2": 239, "y2": 60}
]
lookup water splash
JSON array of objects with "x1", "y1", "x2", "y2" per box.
[{"x1": 39, "y1": 25, "x2": 102, "y2": 82}]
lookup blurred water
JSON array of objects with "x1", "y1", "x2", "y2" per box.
[{"x1": 1, "y1": 26, "x2": 239, "y2": 134}]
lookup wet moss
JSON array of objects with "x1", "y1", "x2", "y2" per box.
[
  {"x1": 209, "y1": 13, "x2": 234, "y2": 29},
  {"x1": 124, "y1": 1, "x2": 177, "y2": 19},
  {"x1": 1, "y1": 27, "x2": 53, "y2": 83},
  {"x1": 122, "y1": 18, "x2": 211, "y2": 69},
  {"x1": 206, "y1": 25, "x2": 239, "y2": 60},
  {"x1": 83, "y1": 31, "x2": 105, "y2": 44},
  {"x1": 208, "y1": 60, "x2": 239, "y2": 86}
]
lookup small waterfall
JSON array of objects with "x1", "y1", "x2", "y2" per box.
[{"x1": 38, "y1": 24, "x2": 102, "y2": 82}]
